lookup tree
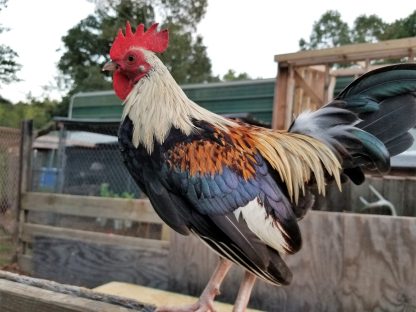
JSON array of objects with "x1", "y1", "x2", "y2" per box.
[
  {"x1": 300, "y1": 10, "x2": 416, "y2": 50},
  {"x1": 381, "y1": 10, "x2": 416, "y2": 40},
  {"x1": 0, "y1": 0, "x2": 21, "y2": 87},
  {"x1": 352, "y1": 15, "x2": 386, "y2": 43},
  {"x1": 222, "y1": 69, "x2": 251, "y2": 81},
  {"x1": 299, "y1": 10, "x2": 351, "y2": 50},
  {"x1": 58, "y1": 0, "x2": 213, "y2": 97},
  {"x1": 0, "y1": 96, "x2": 57, "y2": 129}
]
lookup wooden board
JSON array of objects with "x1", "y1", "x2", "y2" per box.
[
  {"x1": 0, "y1": 271, "x2": 154, "y2": 312},
  {"x1": 21, "y1": 236, "x2": 169, "y2": 289},
  {"x1": 167, "y1": 211, "x2": 416, "y2": 311},
  {"x1": 21, "y1": 222, "x2": 168, "y2": 249},
  {"x1": 94, "y1": 282, "x2": 262, "y2": 312},
  {"x1": 21, "y1": 192, "x2": 162, "y2": 224},
  {"x1": 275, "y1": 37, "x2": 416, "y2": 66}
]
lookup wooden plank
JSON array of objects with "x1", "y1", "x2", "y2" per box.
[
  {"x1": 404, "y1": 177, "x2": 416, "y2": 216},
  {"x1": 382, "y1": 176, "x2": 406, "y2": 216},
  {"x1": 275, "y1": 37, "x2": 416, "y2": 66},
  {"x1": 21, "y1": 192, "x2": 163, "y2": 224},
  {"x1": 0, "y1": 271, "x2": 152, "y2": 312},
  {"x1": 342, "y1": 214, "x2": 416, "y2": 311},
  {"x1": 17, "y1": 254, "x2": 33, "y2": 275},
  {"x1": 168, "y1": 211, "x2": 416, "y2": 311},
  {"x1": 284, "y1": 66, "x2": 296, "y2": 128},
  {"x1": 272, "y1": 65, "x2": 289, "y2": 129},
  {"x1": 294, "y1": 69, "x2": 323, "y2": 105},
  {"x1": 29, "y1": 236, "x2": 169, "y2": 289},
  {"x1": 21, "y1": 223, "x2": 169, "y2": 250},
  {"x1": 94, "y1": 282, "x2": 262, "y2": 312}
]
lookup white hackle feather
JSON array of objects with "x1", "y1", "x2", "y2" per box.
[{"x1": 122, "y1": 50, "x2": 236, "y2": 153}]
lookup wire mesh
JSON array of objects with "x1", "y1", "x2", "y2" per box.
[
  {"x1": 0, "y1": 126, "x2": 21, "y2": 245},
  {"x1": 31, "y1": 120, "x2": 142, "y2": 199},
  {"x1": 29, "y1": 119, "x2": 156, "y2": 238},
  {"x1": 0, "y1": 127, "x2": 21, "y2": 215}
]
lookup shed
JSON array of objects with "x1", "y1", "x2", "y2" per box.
[{"x1": 69, "y1": 79, "x2": 276, "y2": 126}]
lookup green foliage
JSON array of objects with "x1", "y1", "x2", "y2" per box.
[
  {"x1": 222, "y1": 69, "x2": 251, "y2": 81},
  {"x1": 100, "y1": 183, "x2": 134, "y2": 199},
  {"x1": 0, "y1": 0, "x2": 21, "y2": 86},
  {"x1": 381, "y1": 10, "x2": 416, "y2": 40},
  {"x1": 300, "y1": 10, "x2": 416, "y2": 50},
  {"x1": 352, "y1": 15, "x2": 386, "y2": 43},
  {"x1": 300, "y1": 10, "x2": 351, "y2": 50},
  {"x1": 57, "y1": 0, "x2": 213, "y2": 99},
  {"x1": 0, "y1": 96, "x2": 57, "y2": 129}
]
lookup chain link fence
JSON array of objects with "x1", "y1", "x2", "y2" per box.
[
  {"x1": 0, "y1": 126, "x2": 20, "y2": 266},
  {"x1": 31, "y1": 119, "x2": 141, "y2": 199},
  {"x1": 0, "y1": 126, "x2": 21, "y2": 220}
]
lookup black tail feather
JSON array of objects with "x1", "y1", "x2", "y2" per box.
[{"x1": 290, "y1": 64, "x2": 416, "y2": 185}]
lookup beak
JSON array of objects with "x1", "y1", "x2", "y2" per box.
[{"x1": 102, "y1": 61, "x2": 117, "y2": 72}]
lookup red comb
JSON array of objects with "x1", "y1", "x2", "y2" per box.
[{"x1": 110, "y1": 22, "x2": 169, "y2": 59}]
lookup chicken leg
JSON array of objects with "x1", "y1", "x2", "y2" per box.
[
  {"x1": 233, "y1": 272, "x2": 257, "y2": 312},
  {"x1": 157, "y1": 257, "x2": 233, "y2": 312}
]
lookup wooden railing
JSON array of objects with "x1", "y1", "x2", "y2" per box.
[{"x1": 18, "y1": 192, "x2": 170, "y2": 288}]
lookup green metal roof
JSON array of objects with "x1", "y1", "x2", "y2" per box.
[
  {"x1": 69, "y1": 79, "x2": 276, "y2": 125},
  {"x1": 334, "y1": 76, "x2": 354, "y2": 96},
  {"x1": 69, "y1": 76, "x2": 356, "y2": 126}
]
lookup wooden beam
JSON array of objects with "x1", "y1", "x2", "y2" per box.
[
  {"x1": 21, "y1": 192, "x2": 163, "y2": 224},
  {"x1": 21, "y1": 223, "x2": 169, "y2": 249},
  {"x1": 294, "y1": 69, "x2": 323, "y2": 105},
  {"x1": 0, "y1": 271, "x2": 151, "y2": 312},
  {"x1": 275, "y1": 37, "x2": 416, "y2": 66},
  {"x1": 272, "y1": 64, "x2": 288, "y2": 129}
]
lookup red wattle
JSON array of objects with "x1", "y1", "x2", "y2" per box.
[{"x1": 113, "y1": 71, "x2": 133, "y2": 101}]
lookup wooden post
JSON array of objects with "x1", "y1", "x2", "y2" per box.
[
  {"x1": 272, "y1": 63, "x2": 289, "y2": 130},
  {"x1": 15, "y1": 120, "x2": 33, "y2": 252},
  {"x1": 56, "y1": 122, "x2": 67, "y2": 193},
  {"x1": 284, "y1": 65, "x2": 296, "y2": 128},
  {"x1": 409, "y1": 48, "x2": 415, "y2": 62}
]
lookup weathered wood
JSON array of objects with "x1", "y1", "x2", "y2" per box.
[
  {"x1": 275, "y1": 37, "x2": 416, "y2": 66},
  {"x1": 168, "y1": 211, "x2": 416, "y2": 311},
  {"x1": 322, "y1": 175, "x2": 416, "y2": 216},
  {"x1": 273, "y1": 38, "x2": 416, "y2": 131},
  {"x1": 94, "y1": 282, "x2": 262, "y2": 312},
  {"x1": 294, "y1": 69, "x2": 323, "y2": 105},
  {"x1": 382, "y1": 176, "x2": 406, "y2": 216},
  {"x1": 404, "y1": 177, "x2": 416, "y2": 216},
  {"x1": 0, "y1": 271, "x2": 154, "y2": 312},
  {"x1": 16, "y1": 254, "x2": 33, "y2": 275},
  {"x1": 21, "y1": 192, "x2": 163, "y2": 225},
  {"x1": 342, "y1": 214, "x2": 416, "y2": 311},
  {"x1": 21, "y1": 223, "x2": 168, "y2": 249},
  {"x1": 26, "y1": 236, "x2": 169, "y2": 289},
  {"x1": 272, "y1": 65, "x2": 289, "y2": 129}
]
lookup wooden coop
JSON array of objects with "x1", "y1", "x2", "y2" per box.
[{"x1": 272, "y1": 37, "x2": 416, "y2": 129}]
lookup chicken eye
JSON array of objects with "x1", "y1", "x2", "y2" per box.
[{"x1": 127, "y1": 55, "x2": 135, "y2": 63}]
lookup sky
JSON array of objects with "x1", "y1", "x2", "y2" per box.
[{"x1": 0, "y1": 0, "x2": 415, "y2": 103}]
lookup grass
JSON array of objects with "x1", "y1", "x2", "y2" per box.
[{"x1": 0, "y1": 229, "x2": 14, "y2": 267}]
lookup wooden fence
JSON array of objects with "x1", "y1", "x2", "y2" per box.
[
  {"x1": 18, "y1": 192, "x2": 170, "y2": 289},
  {"x1": 315, "y1": 174, "x2": 416, "y2": 216},
  {"x1": 16, "y1": 191, "x2": 416, "y2": 311},
  {"x1": 169, "y1": 211, "x2": 416, "y2": 312}
]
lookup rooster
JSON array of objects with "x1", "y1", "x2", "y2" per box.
[{"x1": 103, "y1": 22, "x2": 416, "y2": 312}]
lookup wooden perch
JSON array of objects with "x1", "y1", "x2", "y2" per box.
[{"x1": 0, "y1": 270, "x2": 155, "y2": 312}]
